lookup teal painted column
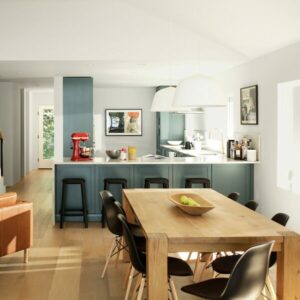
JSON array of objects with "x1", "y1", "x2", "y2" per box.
[{"x1": 63, "y1": 77, "x2": 93, "y2": 157}]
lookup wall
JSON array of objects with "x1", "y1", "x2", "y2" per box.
[
  {"x1": 26, "y1": 89, "x2": 54, "y2": 172},
  {"x1": 215, "y1": 40, "x2": 300, "y2": 232},
  {"x1": 93, "y1": 87, "x2": 156, "y2": 156},
  {"x1": 0, "y1": 82, "x2": 21, "y2": 186}
]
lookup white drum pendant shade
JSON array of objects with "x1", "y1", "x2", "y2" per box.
[
  {"x1": 173, "y1": 75, "x2": 226, "y2": 107},
  {"x1": 151, "y1": 87, "x2": 182, "y2": 112}
]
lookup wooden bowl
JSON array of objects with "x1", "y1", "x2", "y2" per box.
[{"x1": 168, "y1": 193, "x2": 214, "y2": 216}]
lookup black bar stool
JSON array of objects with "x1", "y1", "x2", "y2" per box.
[
  {"x1": 60, "y1": 178, "x2": 88, "y2": 229},
  {"x1": 144, "y1": 177, "x2": 169, "y2": 188},
  {"x1": 102, "y1": 178, "x2": 128, "y2": 228},
  {"x1": 185, "y1": 178, "x2": 210, "y2": 188}
]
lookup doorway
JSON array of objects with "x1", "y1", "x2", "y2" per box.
[{"x1": 38, "y1": 105, "x2": 54, "y2": 168}]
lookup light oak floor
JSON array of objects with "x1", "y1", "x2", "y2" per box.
[{"x1": 0, "y1": 170, "x2": 275, "y2": 300}]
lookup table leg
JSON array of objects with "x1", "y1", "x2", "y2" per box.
[
  {"x1": 147, "y1": 233, "x2": 168, "y2": 300},
  {"x1": 276, "y1": 233, "x2": 300, "y2": 299}
]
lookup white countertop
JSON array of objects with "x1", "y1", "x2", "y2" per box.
[{"x1": 55, "y1": 156, "x2": 259, "y2": 165}]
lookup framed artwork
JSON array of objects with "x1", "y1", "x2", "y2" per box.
[
  {"x1": 240, "y1": 85, "x2": 258, "y2": 125},
  {"x1": 105, "y1": 109, "x2": 142, "y2": 136}
]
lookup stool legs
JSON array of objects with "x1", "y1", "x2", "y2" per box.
[
  {"x1": 81, "y1": 182, "x2": 88, "y2": 228},
  {"x1": 60, "y1": 182, "x2": 67, "y2": 229}
]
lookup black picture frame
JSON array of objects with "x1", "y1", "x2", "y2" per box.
[
  {"x1": 105, "y1": 109, "x2": 143, "y2": 136},
  {"x1": 240, "y1": 85, "x2": 258, "y2": 125}
]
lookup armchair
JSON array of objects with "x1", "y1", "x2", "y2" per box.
[{"x1": 0, "y1": 192, "x2": 33, "y2": 263}]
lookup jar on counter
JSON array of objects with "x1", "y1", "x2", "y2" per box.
[{"x1": 128, "y1": 146, "x2": 137, "y2": 160}]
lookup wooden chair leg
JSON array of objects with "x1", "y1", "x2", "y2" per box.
[
  {"x1": 136, "y1": 276, "x2": 146, "y2": 300},
  {"x1": 266, "y1": 275, "x2": 277, "y2": 300},
  {"x1": 124, "y1": 266, "x2": 135, "y2": 300},
  {"x1": 132, "y1": 273, "x2": 142, "y2": 299},
  {"x1": 23, "y1": 249, "x2": 28, "y2": 264},
  {"x1": 169, "y1": 278, "x2": 179, "y2": 300},
  {"x1": 115, "y1": 237, "x2": 121, "y2": 267},
  {"x1": 186, "y1": 252, "x2": 192, "y2": 262},
  {"x1": 123, "y1": 263, "x2": 132, "y2": 289},
  {"x1": 101, "y1": 238, "x2": 116, "y2": 278},
  {"x1": 193, "y1": 252, "x2": 212, "y2": 282}
]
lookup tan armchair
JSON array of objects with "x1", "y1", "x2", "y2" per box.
[{"x1": 0, "y1": 192, "x2": 33, "y2": 263}]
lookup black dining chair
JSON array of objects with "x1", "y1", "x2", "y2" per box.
[
  {"x1": 99, "y1": 190, "x2": 145, "y2": 280},
  {"x1": 210, "y1": 213, "x2": 289, "y2": 300},
  {"x1": 244, "y1": 200, "x2": 259, "y2": 211},
  {"x1": 181, "y1": 241, "x2": 274, "y2": 300},
  {"x1": 227, "y1": 192, "x2": 240, "y2": 201},
  {"x1": 118, "y1": 213, "x2": 193, "y2": 300}
]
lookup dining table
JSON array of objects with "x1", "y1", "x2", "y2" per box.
[{"x1": 122, "y1": 188, "x2": 300, "y2": 300}]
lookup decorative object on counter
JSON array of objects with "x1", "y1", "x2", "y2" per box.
[
  {"x1": 168, "y1": 192, "x2": 214, "y2": 216},
  {"x1": 168, "y1": 151, "x2": 176, "y2": 158},
  {"x1": 185, "y1": 141, "x2": 192, "y2": 149},
  {"x1": 128, "y1": 146, "x2": 137, "y2": 160},
  {"x1": 167, "y1": 140, "x2": 182, "y2": 146},
  {"x1": 71, "y1": 132, "x2": 93, "y2": 161},
  {"x1": 120, "y1": 147, "x2": 127, "y2": 160},
  {"x1": 227, "y1": 139, "x2": 235, "y2": 158},
  {"x1": 247, "y1": 149, "x2": 257, "y2": 162},
  {"x1": 240, "y1": 85, "x2": 258, "y2": 125},
  {"x1": 106, "y1": 149, "x2": 121, "y2": 159},
  {"x1": 105, "y1": 109, "x2": 142, "y2": 136}
]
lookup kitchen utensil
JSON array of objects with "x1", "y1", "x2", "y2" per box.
[
  {"x1": 167, "y1": 141, "x2": 182, "y2": 146},
  {"x1": 185, "y1": 141, "x2": 192, "y2": 149},
  {"x1": 168, "y1": 193, "x2": 214, "y2": 216},
  {"x1": 106, "y1": 150, "x2": 121, "y2": 159}
]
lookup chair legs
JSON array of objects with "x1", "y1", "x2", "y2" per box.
[
  {"x1": 193, "y1": 252, "x2": 212, "y2": 282},
  {"x1": 125, "y1": 265, "x2": 135, "y2": 300},
  {"x1": 23, "y1": 249, "x2": 28, "y2": 264},
  {"x1": 101, "y1": 236, "x2": 126, "y2": 278},
  {"x1": 265, "y1": 275, "x2": 276, "y2": 300},
  {"x1": 136, "y1": 275, "x2": 146, "y2": 300},
  {"x1": 169, "y1": 278, "x2": 179, "y2": 300}
]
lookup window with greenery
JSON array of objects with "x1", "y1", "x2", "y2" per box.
[{"x1": 43, "y1": 109, "x2": 54, "y2": 159}]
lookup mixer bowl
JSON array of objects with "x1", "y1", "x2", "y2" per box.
[{"x1": 106, "y1": 149, "x2": 121, "y2": 159}]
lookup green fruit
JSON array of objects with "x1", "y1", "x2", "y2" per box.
[{"x1": 180, "y1": 195, "x2": 200, "y2": 206}]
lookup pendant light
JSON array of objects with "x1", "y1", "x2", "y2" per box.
[
  {"x1": 151, "y1": 87, "x2": 204, "y2": 113},
  {"x1": 173, "y1": 74, "x2": 226, "y2": 107}
]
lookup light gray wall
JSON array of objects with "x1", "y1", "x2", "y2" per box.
[
  {"x1": 215, "y1": 40, "x2": 300, "y2": 232},
  {"x1": 0, "y1": 82, "x2": 21, "y2": 186},
  {"x1": 93, "y1": 87, "x2": 156, "y2": 156}
]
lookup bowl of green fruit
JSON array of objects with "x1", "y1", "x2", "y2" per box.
[{"x1": 168, "y1": 193, "x2": 214, "y2": 216}]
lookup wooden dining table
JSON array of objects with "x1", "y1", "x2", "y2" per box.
[{"x1": 122, "y1": 188, "x2": 300, "y2": 300}]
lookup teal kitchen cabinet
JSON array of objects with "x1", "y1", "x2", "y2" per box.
[
  {"x1": 211, "y1": 164, "x2": 254, "y2": 204},
  {"x1": 63, "y1": 77, "x2": 93, "y2": 157}
]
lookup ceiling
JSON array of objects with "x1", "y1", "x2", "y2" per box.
[{"x1": 1, "y1": 0, "x2": 300, "y2": 87}]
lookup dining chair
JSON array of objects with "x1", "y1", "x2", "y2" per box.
[
  {"x1": 118, "y1": 213, "x2": 193, "y2": 300},
  {"x1": 181, "y1": 241, "x2": 274, "y2": 300},
  {"x1": 244, "y1": 200, "x2": 258, "y2": 211},
  {"x1": 210, "y1": 213, "x2": 289, "y2": 300},
  {"x1": 99, "y1": 191, "x2": 145, "y2": 280},
  {"x1": 227, "y1": 192, "x2": 240, "y2": 201}
]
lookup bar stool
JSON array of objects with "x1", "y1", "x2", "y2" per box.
[
  {"x1": 102, "y1": 178, "x2": 128, "y2": 228},
  {"x1": 144, "y1": 177, "x2": 169, "y2": 188},
  {"x1": 185, "y1": 178, "x2": 210, "y2": 188},
  {"x1": 60, "y1": 178, "x2": 88, "y2": 229}
]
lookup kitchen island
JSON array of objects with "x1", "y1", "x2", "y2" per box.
[{"x1": 54, "y1": 156, "x2": 258, "y2": 222}]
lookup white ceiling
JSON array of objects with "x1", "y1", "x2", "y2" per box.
[{"x1": 1, "y1": 0, "x2": 300, "y2": 87}]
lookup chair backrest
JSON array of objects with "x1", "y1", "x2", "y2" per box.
[
  {"x1": 227, "y1": 192, "x2": 240, "y2": 202},
  {"x1": 269, "y1": 213, "x2": 289, "y2": 267},
  {"x1": 117, "y1": 214, "x2": 146, "y2": 274},
  {"x1": 244, "y1": 200, "x2": 258, "y2": 211},
  {"x1": 99, "y1": 190, "x2": 122, "y2": 236},
  {"x1": 219, "y1": 241, "x2": 274, "y2": 300},
  {"x1": 114, "y1": 200, "x2": 126, "y2": 216}
]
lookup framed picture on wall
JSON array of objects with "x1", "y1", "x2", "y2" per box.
[
  {"x1": 240, "y1": 85, "x2": 258, "y2": 125},
  {"x1": 105, "y1": 109, "x2": 143, "y2": 136}
]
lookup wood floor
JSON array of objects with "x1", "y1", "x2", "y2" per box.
[{"x1": 0, "y1": 170, "x2": 275, "y2": 300}]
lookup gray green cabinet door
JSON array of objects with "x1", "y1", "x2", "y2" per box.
[
  {"x1": 172, "y1": 165, "x2": 212, "y2": 188},
  {"x1": 211, "y1": 164, "x2": 253, "y2": 204},
  {"x1": 63, "y1": 77, "x2": 93, "y2": 157}
]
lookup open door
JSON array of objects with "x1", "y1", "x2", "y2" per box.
[{"x1": 38, "y1": 105, "x2": 54, "y2": 169}]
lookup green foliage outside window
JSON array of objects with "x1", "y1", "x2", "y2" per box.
[{"x1": 43, "y1": 109, "x2": 54, "y2": 159}]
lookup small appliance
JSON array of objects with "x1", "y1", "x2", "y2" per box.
[{"x1": 71, "y1": 132, "x2": 92, "y2": 161}]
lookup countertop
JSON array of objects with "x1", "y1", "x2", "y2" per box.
[{"x1": 55, "y1": 156, "x2": 259, "y2": 165}]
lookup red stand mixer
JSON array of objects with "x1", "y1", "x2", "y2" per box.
[{"x1": 71, "y1": 132, "x2": 93, "y2": 161}]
